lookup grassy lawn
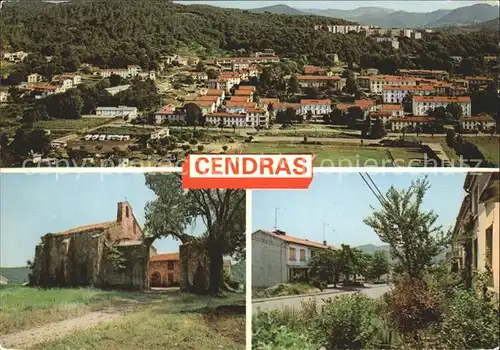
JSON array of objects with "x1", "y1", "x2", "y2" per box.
[
  {"x1": 253, "y1": 283, "x2": 321, "y2": 299},
  {"x1": 468, "y1": 136, "x2": 500, "y2": 166},
  {"x1": 35, "y1": 118, "x2": 112, "y2": 132},
  {"x1": 0, "y1": 285, "x2": 143, "y2": 335},
  {"x1": 243, "y1": 143, "x2": 426, "y2": 167},
  {"x1": 31, "y1": 292, "x2": 245, "y2": 350}
]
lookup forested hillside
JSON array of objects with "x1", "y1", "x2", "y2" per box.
[{"x1": 0, "y1": 0, "x2": 498, "y2": 77}]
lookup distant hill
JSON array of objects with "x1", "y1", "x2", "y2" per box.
[
  {"x1": 428, "y1": 3, "x2": 500, "y2": 27},
  {"x1": 309, "y1": 3, "x2": 498, "y2": 28},
  {"x1": 0, "y1": 267, "x2": 30, "y2": 284},
  {"x1": 356, "y1": 244, "x2": 449, "y2": 263},
  {"x1": 249, "y1": 5, "x2": 309, "y2": 16}
]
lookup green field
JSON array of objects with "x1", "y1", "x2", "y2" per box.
[
  {"x1": 0, "y1": 285, "x2": 142, "y2": 334},
  {"x1": 33, "y1": 292, "x2": 245, "y2": 350},
  {"x1": 243, "y1": 143, "x2": 427, "y2": 167},
  {"x1": 469, "y1": 137, "x2": 500, "y2": 166},
  {"x1": 1, "y1": 285, "x2": 245, "y2": 350},
  {"x1": 35, "y1": 118, "x2": 112, "y2": 132}
]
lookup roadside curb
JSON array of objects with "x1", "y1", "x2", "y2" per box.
[{"x1": 252, "y1": 284, "x2": 389, "y2": 304}]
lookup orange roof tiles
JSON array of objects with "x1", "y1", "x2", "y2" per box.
[
  {"x1": 260, "y1": 98, "x2": 280, "y2": 105},
  {"x1": 53, "y1": 221, "x2": 116, "y2": 236},
  {"x1": 197, "y1": 95, "x2": 219, "y2": 102},
  {"x1": 412, "y1": 96, "x2": 471, "y2": 103},
  {"x1": 262, "y1": 230, "x2": 328, "y2": 249},
  {"x1": 296, "y1": 75, "x2": 340, "y2": 81},
  {"x1": 247, "y1": 108, "x2": 267, "y2": 113},
  {"x1": 379, "y1": 104, "x2": 404, "y2": 111},
  {"x1": 370, "y1": 75, "x2": 419, "y2": 82},
  {"x1": 382, "y1": 85, "x2": 435, "y2": 91},
  {"x1": 238, "y1": 85, "x2": 256, "y2": 91},
  {"x1": 206, "y1": 89, "x2": 224, "y2": 96},
  {"x1": 150, "y1": 252, "x2": 180, "y2": 262},
  {"x1": 303, "y1": 65, "x2": 327, "y2": 74},
  {"x1": 392, "y1": 117, "x2": 434, "y2": 122},
  {"x1": 226, "y1": 101, "x2": 257, "y2": 108},
  {"x1": 460, "y1": 115, "x2": 495, "y2": 122},
  {"x1": 274, "y1": 103, "x2": 301, "y2": 110},
  {"x1": 185, "y1": 100, "x2": 215, "y2": 107},
  {"x1": 234, "y1": 90, "x2": 253, "y2": 96},
  {"x1": 207, "y1": 112, "x2": 246, "y2": 118},
  {"x1": 301, "y1": 99, "x2": 332, "y2": 105},
  {"x1": 230, "y1": 96, "x2": 249, "y2": 102}
]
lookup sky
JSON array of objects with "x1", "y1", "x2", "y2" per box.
[
  {"x1": 252, "y1": 172, "x2": 466, "y2": 248},
  {"x1": 0, "y1": 173, "x2": 205, "y2": 267},
  {"x1": 176, "y1": 0, "x2": 498, "y2": 12}
]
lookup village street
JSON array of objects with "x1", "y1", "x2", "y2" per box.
[{"x1": 252, "y1": 284, "x2": 390, "y2": 313}]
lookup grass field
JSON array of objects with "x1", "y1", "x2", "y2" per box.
[
  {"x1": 1, "y1": 285, "x2": 245, "y2": 350},
  {"x1": 243, "y1": 143, "x2": 427, "y2": 167},
  {"x1": 469, "y1": 137, "x2": 500, "y2": 166},
  {"x1": 33, "y1": 292, "x2": 245, "y2": 350},
  {"x1": 0, "y1": 285, "x2": 142, "y2": 335},
  {"x1": 35, "y1": 118, "x2": 112, "y2": 132}
]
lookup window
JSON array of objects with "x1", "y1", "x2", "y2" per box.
[
  {"x1": 300, "y1": 249, "x2": 306, "y2": 262},
  {"x1": 167, "y1": 261, "x2": 175, "y2": 270},
  {"x1": 473, "y1": 238, "x2": 478, "y2": 270},
  {"x1": 125, "y1": 206, "x2": 129, "y2": 218},
  {"x1": 167, "y1": 273, "x2": 174, "y2": 283},
  {"x1": 486, "y1": 225, "x2": 493, "y2": 286},
  {"x1": 289, "y1": 247, "x2": 296, "y2": 261}
]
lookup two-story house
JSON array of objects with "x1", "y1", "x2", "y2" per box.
[{"x1": 252, "y1": 229, "x2": 330, "y2": 287}]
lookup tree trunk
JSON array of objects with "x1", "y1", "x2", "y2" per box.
[{"x1": 208, "y1": 242, "x2": 224, "y2": 295}]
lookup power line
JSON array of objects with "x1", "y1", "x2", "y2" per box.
[
  {"x1": 365, "y1": 173, "x2": 387, "y2": 203},
  {"x1": 359, "y1": 173, "x2": 385, "y2": 206}
]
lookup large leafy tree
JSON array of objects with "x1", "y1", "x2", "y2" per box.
[
  {"x1": 144, "y1": 173, "x2": 245, "y2": 295},
  {"x1": 369, "y1": 250, "x2": 390, "y2": 281},
  {"x1": 309, "y1": 248, "x2": 341, "y2": 288},
  {"x1": 363, "y1": 177, "x2": 450, "y2": 279}
]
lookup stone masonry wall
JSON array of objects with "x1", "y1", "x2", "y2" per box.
[
  {"x1": 179, "y1": 243, "x2": 209, "y2": 293},
  {"x1": 107, "y1": 202, "x2": 142, "y2": 243}
]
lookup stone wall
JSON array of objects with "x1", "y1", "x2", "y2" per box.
[
  {"x1": 99, "y1": 243, "x2": 150, "y2": 290},
  {"x1": 107, "y1": 202, "x2": 143, "y2": 243},
  {"x1": 179, "y1": 242, "x2": 209, "y2": 293},
  {"x1": 31, "y1": 230, "x2": 104, "y2": 287}
]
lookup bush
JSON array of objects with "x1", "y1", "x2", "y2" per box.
[
  {"x1": 253, "y1": 311, "x2": 319, "y2": 350},
  {"x1": 189, "y1": 138, "x2": 198, "y2": 145},
  {"x1": 197, "y1": 145, "x2": 204, "y2": 152},
  {"x1": 263, "y1": 283, "x2": 320, "y2": 298},
  {"x1": 437, "y1": 289, "x2": 500, "y2": 349},
  {"x1": 384, "y1": 276, "x2": 443, "y2": 333},
  {"x1": 315, "y1": 293, "x2": 397, "y2": 349}
]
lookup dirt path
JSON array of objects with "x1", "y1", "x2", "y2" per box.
[{"x1": 0, "y1": 309, "x2": 127, "y2": 349}]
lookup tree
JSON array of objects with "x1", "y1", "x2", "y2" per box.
[
  {"x1": 344, "y1": 70, "x2": 360, "y2": 96},
  {"x1": 337, "y1": 244, "x2": 358, "y2": 283},
  {"x1": 184, "y1": 103, "x2": 202, "y2": 129},
  {"x1": 370, "y1": 117, "x2": 386, "y2": 139},
  {"x1": 309, "y1": 248, "x2": 341, "y2": 289},
  {"x1": 109, "y1": 74, "x2": 122, "y2": 87},
  {"x1": 363, "y1": 177, "x2": 450, "y2": 279},
  {"x1": 287, "y1": 75, "x2": 300, "y2": 97},
  {"x1": 306, "y1": 110, "x2": 313, "y2": 122},
  {"x1": 369, "y1": 251, "x2": 390, "y2": 281},
  {"x1": 144, "y1": 174, "x2": 245, "y2": 295},
  {"x1": 207, "y1": 69, "x2": 219, "y2": 80},
  {"x1": 446, "y1": 102, "x2": 463, "y2": 121},
  {"x1": 195, "y1": 60, "x2": 205, "y2": 72}
]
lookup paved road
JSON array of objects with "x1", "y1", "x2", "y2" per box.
[{"x1": 252, "y1": 285, "x2": 390, "y2": 313}]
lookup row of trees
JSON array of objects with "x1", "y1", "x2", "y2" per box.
[{"x1": 309, "y1": 246, "x2": 391, "y2": 289}]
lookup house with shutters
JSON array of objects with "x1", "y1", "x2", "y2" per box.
[{"x1": 252, "y1": 229, "x2": 331, "y2": 287}]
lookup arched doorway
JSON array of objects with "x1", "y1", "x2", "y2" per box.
[{"x1": 150, "y1": 271, "x2": 162, "y2": 287}]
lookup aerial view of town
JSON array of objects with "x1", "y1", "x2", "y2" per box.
[{"x1": 0, "y1": 0, "x2": 499, "y2": 167}]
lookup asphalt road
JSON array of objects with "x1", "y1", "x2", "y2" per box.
[{"x1": 252, "y1": 285, "x2": 390, "y2": 314}]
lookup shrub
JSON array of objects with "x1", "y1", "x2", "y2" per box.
[
  {"x1": 384, "y1": 276, "x2": 443, "y2": 333},
  {"x1": 437, "y1": 289, "x2": 500, "y2": 349},
  {"x1": 197, "y1": 145, "x2": 204, "y2": 152},
  {"x1": 263, "y1": 283, "x2": 320, "y2": 298},
  {"x1": 222, "y1": 145, "x2": 228, "y2": 152},
  {"x1": 189, "y1": 138, "x2": 198, "y2": 145},
  {"x1": 253, "y1": 311, "x2": 319, "y2": 350},
  {"x1": 314, "y1": 293, "x2": 395, "y2": 349}
]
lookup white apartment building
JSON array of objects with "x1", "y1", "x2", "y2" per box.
[
  {"x1": 246, "y1": 108, "x2": 269, "y2": 128},
  {"x1": 300, "y1": 99, "x2": 332, "y2": 118},
  {"x1": 100, "y1": 65, "x2": 155, "y2": 80},
  {"x1": 369, "y1": 75, "x2": 418, "y2": 94},
  {"x1": 150, "y1": 128, "x2": 170, "y2": 140},
  {"x1": 95, "y1": 106, "x2": 138, "y2": 119},
  {"x1": 296, "y1": 75, "x2": 343, "y2": 90},
  {"x1": 205, "y1": 112, "x2": 247, "y2": 127},
  {"x1": 391, "y1": 117, "x2": 433, "y2": 131},
  {"x1": 460, "y1": 116, "x2": 497, "y2": 131},
  {"x1": 225, "y1": 101, "x2": 257, "y2": 114},
  {"x1": 27, "y1": 73, "x2": 42, "y2": 83},
  {"x1": 412, "y1": 96, "x2": 472, "y2": 116},
  {"x1": 382, "y1": 85, "x2": 435, "y2": 103}
]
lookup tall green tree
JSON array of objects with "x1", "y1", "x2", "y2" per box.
[
  {"x1": 363, "y1": 177, "x2": 450, "y2": 279},
  {"x1": 369, "y1": 251, "x2": 390, "y2": 281},
  {"x1": 144, "y1": 174, "x2": 245, "y2": 295},
  {"x1": 309, "y1": 248, "x2": 341, "y2": 288}
]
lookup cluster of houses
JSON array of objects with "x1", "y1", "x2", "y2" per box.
[
  {"x1": 17, "y1": 72, "x2": 83, "y2": 98},
  {"x1": 2, "y1": 51, "x2": 29, "y2": 63},
  {"x1": 83, "y1": 134, "x2": 132, "y2": 142}
]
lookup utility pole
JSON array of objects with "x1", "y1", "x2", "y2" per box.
[{"x1": 322, "y1": 223, "x2": 329, "y2": 245}]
